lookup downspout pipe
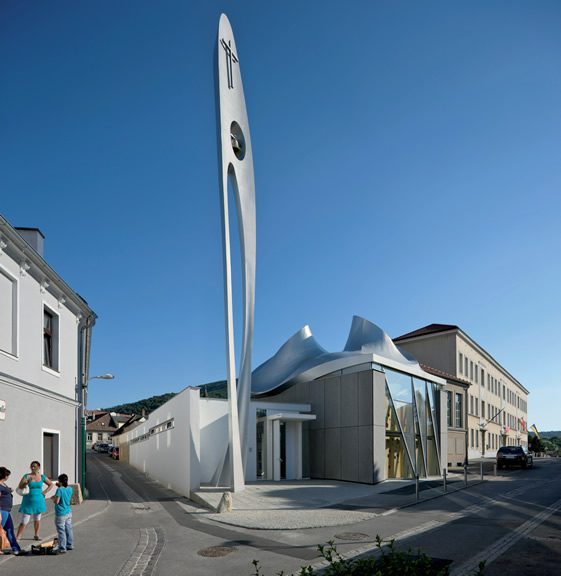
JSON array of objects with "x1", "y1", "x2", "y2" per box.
[{"x1": 77, "y1": 313, "x2": 96, "y2": 495}]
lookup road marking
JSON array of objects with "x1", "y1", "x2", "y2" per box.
[
  {"x1": 450, "y1": 495, "x2": 561, "y2": 576},
  {"x1": 93, "y1": 458, "x2": 166, "y2": 576},
  {"x1": 295, "y1": 478, "x2": 561, "y2": 576},
  {"x1": 290, "y1": 519, "x2": 447, "y2": 575},
  {"x1": 115, "y1": 527, "x2": 165, "y2": 576}
]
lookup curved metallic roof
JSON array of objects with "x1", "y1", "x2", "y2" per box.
[{"x1": 252, "y1": 316, "x2": 442, "y2": 397}]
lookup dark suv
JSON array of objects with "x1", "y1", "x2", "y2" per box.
[{"x1": 496, "y1": 446, "x2": 533, "y2": 469}]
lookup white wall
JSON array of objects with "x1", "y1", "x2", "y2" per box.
[
  {"x1": 0, "y1": 242, "x2": 83, "y2": 486},
  {"x1": 0, "y1": 378, "x2": 76, "y2": 503},
  {"x1": 0, "y1": 256, "x2": 79, "y2": 399},
  {"x1": 199, "y1": 398, "x2": 229, "y2": 484},
  {"x1": 127, "y1": 387, "x2": 200, "y2": 496}
]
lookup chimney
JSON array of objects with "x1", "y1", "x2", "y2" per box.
[{"x1": 15, "y1": 227, "x2": 45, "y2": 258}]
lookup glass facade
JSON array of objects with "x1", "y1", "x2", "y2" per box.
[{"x1": 384, "y1": 368, "x2": 441, "y2": 479}]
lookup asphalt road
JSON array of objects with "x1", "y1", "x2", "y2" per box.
[{"x1": 1, "y1": 453, "x2": 559, "y2": 575}]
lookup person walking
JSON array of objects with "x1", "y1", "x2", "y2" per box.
[
  {"x1": 0, "y1": 466, "x2": 27, "y2": 556},
  {"x1": 16, "y1": 460, "x2": 53, "y2": 541},
  {"x1": 51, "y1": 474, "x2": 74, "y2": 554}
]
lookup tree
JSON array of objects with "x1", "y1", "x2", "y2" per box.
[{"x1": 529, "y1": 434, "x2": 544, "y2": 454}]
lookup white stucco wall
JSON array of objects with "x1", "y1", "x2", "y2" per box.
[
  {"x1": 0, "y1": 255, "x2": 79, "y2": 399},
  {"x1": 199, "y1": 398, "x2": 229, "y2": 483},
  {"x1": 0, "y1": 378, "x2": 76, "y2": 503},
  {"x1": 0, "y1": 234, "x2": 86, "y2": 487},
  {"x1": 126, "y1": 387, "x2": 201, "y2": 496}
]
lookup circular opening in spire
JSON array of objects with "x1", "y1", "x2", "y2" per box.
[{"x1": 230, "y1": 121, "x2": 246, "y2": 160}]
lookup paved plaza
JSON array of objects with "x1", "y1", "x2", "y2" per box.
[{"x1": 1, "y1": 454, "x2": 559, "y2": 576}]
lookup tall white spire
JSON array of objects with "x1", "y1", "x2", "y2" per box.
[{"x1": 216, "y1": 13, "x2": 256, "y2": 492}]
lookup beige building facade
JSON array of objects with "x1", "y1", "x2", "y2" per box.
[
  {"x1": 421, "y1": 364, "x2": 470, "y2": 467},
  {"x1": 395, "y1": 324, "x2": 529, "y2": 460}
]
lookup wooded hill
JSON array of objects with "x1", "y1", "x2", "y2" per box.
[
  {"x1": 103, "y1": 381, "x2": 228, "y2": 415},
  {"x1": 104, "y1": 392, "x2": 176, "y2": 415}
]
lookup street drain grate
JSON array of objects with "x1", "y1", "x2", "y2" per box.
[
  {"x1": 131, "y1": 504, "x2": 151, "y2": 511},
  {"x1": 334, "y1": 532, "x2": 371, "y2": 541},
  {"x1": 198, "y1": 546, "x2": 237, "y2": 557}
]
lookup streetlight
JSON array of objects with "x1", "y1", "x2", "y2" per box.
[{"x1": 80, "y1": 373, "x2": 115, "y2": 498}]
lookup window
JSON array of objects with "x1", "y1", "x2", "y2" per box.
[
  {"x1": 475, "y1": 366, "x2": 478, "y2": 384},
  {"x1": 447, "y1": 391, "x2": 453, "y2": 427},
  {"x1": 476, "y1": 431, "x2": 479, "y2": 448},
  {"x1": 471, "y1": 428, "x2": 474, "y2": 447},
  {"x1": 0, "y1": 268, "x2": 17, "y2": 355},
  {"x1": 43, "y1": 307, "x2": 59, "y2": 370},
  {"x1": 87, "y1": 433, "x2": 92, "y2": 441},
  {"x1": 475, "y1": 398, "x2": 479, "y2": 417},
  {"x1": 97, "y1": 433, "x2": 103, "y2": 441},
  {"x1": 459, "y1": 353, "x2": 463, "y2": 374},
  {"x1": 470, "y1": 395, "x2": 474, "y2": 414},
  {"x1": 455, "y1": 393, "x2": 463, "y2": 428},
  {"x1": 470, "y1": 361, "x2": 473, "y2": 381},
  {"x1": 482, "y1": 401, "x2": 485, "y2": 420},
  {"x1": 465, "y1": 357, "x2": 468, "y2": 377}
]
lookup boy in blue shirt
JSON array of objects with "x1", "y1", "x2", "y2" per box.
[{"x1": 51, "y1": 474, "x2": 73, "y2": 554}]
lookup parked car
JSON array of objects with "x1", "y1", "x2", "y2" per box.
[
  {"x1": 96, "y1": 443, "x2": 110, "y2": 453},
  {"x1": 497, "y1": 446, "x2": 533, "y2": 469},
  {"x1": 106, "y1": 444, "x2": 114, "y2": 455},
  {"x1": 111, "y1": 446, "x2": 120, "y2": 460}
]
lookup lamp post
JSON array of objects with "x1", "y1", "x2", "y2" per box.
[
  {"x1": 479, "y1": 421, "x2": 487, "y2": 457},
  {"x1": 80, "y1": 373, "x2": 114, "y2": 498}
]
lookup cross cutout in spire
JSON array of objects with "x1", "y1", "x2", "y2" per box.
[{"x1": 221, "y1": 38, "x2": 238, "y2": 90}]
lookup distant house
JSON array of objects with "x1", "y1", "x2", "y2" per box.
[
  {"x1": 110, "y1": 413, "x2": 145, "y2": 461},
  {"x1": 0, "y1": 215, "x2": 95, "y2": 486},
  {"x1": 86, "y1": 411, "x2": 131, "y2": 448}
]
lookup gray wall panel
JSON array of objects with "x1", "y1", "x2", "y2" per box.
[
  {"x1": 373, "y1": 371, "x2": 387, "y2": 482},
  {"x1": 324, "y1": 377, "x2": 340, "y2": 429},
  {"x1": 309, "y1": 380, "x2": 325, "y2": 430},
  {"x1": 341, "y1": 427, "x2": 359, "y2": 481},
  {"x1": 358, "y1": 425, "x2": 374, "y2": 483},
  {"x1": 340, "y1": 373, "x2": 358, "y2": 428},
  {"x1": 309, "y1": 428, "x2": 325, "y2": 478},
  {"x1": 324, "y1": 427, "x2": 341, "y2": 479},
  {"x1": 358, "y1": 371, "x2": 373, "y2": 426}
]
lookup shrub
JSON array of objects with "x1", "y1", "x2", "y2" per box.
[{"x1": 251, "y1": 536, "x2": 485, "y2": 576}]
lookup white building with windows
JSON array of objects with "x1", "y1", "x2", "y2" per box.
[
  {"x1": 0, "y1": 215, "x2": 95, "y2": 488},
  {"x1": 394, "y1": 324, "x2": 529, "y2": 460}
]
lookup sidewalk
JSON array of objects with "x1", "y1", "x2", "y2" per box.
[
  {"x1": 187, "y1": 468, "x2": 491, "y2": 530},
  {"x1": 0, "y1": 490, "x2": 109, "y2": 565}
]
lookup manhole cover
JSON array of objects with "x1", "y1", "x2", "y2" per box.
[
  {"x1": 334, "y1": 532, "x2": 370, "y2": 541},
  {"x1": 197, "y1": 546, "x2": 237, "y2": 557}
]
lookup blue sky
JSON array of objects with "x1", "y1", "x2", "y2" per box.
[{"x1": 1, "y1": 1, "x2": 560, "y2": 430}]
